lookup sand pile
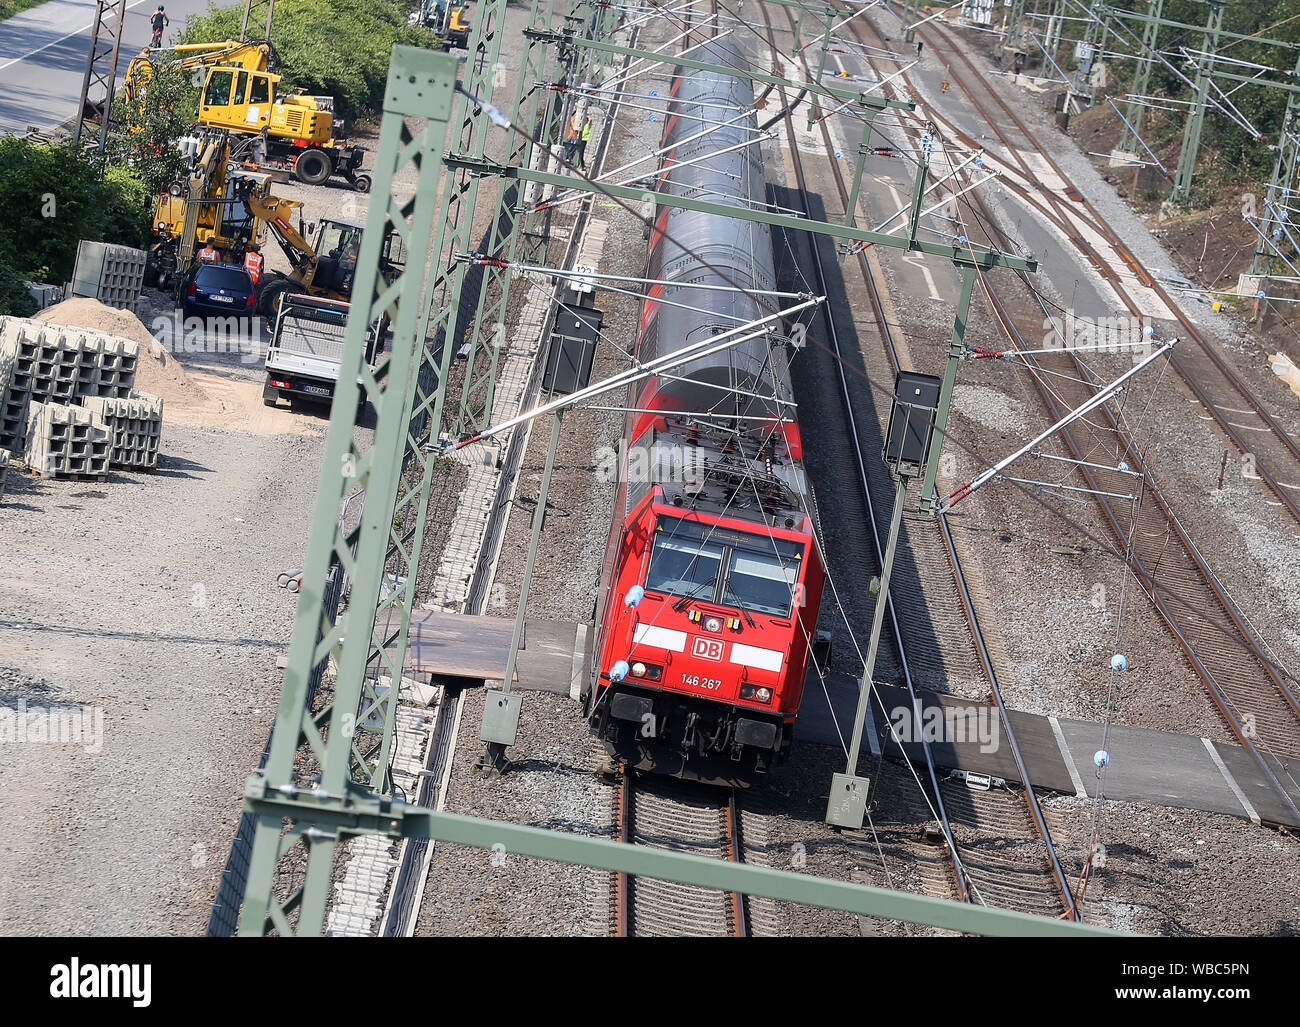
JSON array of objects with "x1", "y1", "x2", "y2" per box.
[
  {"x1": 35, "y1": 298, "x2": 198, "y2": 404},
  {"x1": 33, "y1": 298, "x2": 319, "y2": 436}
]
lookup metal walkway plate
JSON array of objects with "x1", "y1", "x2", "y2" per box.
[
  {"x1": 797, "y1": 672, "x2": 1300, "y2": 829},
  {"x1": 401, "y1": 609, "x2": 586, "y2": 695}
]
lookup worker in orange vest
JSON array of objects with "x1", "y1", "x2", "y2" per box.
[
  {"x1": 243, "y1": 242, "x2": 263, "y2": 283},
  {"x1": 563, "y1": 115, "x2": 580, "y2": 163}
]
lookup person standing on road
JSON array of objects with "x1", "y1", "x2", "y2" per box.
[
  {"x1": 242, "y1": 243, "x2": 263, "y2": 284},
  {"x1": 150, "y1": 6, "x2": 169, "y2": 47},
  {"x1": 199, "y1": 239, "x2": 221, "y2": 263},
  {"x1": 576, "y1": 115, "x2": 593, "y2": 169}
]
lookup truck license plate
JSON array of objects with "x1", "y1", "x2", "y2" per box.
[{"x1": 303, "y1": 385, "x2": 330, "y2": 397}]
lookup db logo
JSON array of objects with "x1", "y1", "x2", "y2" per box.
[{"x1": 691, "y1": 636, "x2": 724, "y2": 662}]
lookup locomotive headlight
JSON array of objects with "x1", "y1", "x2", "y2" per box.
[
  {"x1": 631, "y1": 661, "x2": 647, "y2": 678},
  {"x1": 704, "y1": 616, "x2": 722, "y2": 633},
  {"x1": 628, "y1": 662, "x2": 662, "y2": 681},
  {"x1": 740, "y1": 684, "x2": 773, "y2": 703}
]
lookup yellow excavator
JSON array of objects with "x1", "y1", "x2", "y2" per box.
[
  {"x1": 146, "y1": 134, "x2": 268, "y2": 289},
  {"x1": 126, "y1": 40, "x2": 370, "y2": 190},
  {"x1": 421, "y1": 0, "x2": 470, "y2": 50},
  {"x1": 441, "y1": 5, "x2": 471, "y2": 50},
  {"x1": 243, "y1": 187, "x2": 406, "y2": 316},
  {"x1": 148, "y1": 129, "x2": 402, "y2": 309}
]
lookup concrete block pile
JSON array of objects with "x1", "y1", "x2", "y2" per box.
[
  {"x1": 24, "y1": 401, "x2": 112, "y2": 479},
  {"x1": 68, "y1": 241, "x2": 147, "y2": 309},
  {"x1": 0, "y1": 316, "x2": 164, "y2": 480},
  {"x1": 83, "y1": 392, "x2": 164, "y2": 471}
]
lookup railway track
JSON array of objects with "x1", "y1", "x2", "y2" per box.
[
  {"x1": 610, "y1": 768, "x2": 750, "y2": 936},
  {"x1": 837, "y1": 12, "x2": 1300, "y2": 814},
  {"x1": 595, "y1": 0, "x2": 770, "y2": 942},
  {"x1": 917, "y1": 18, "x2": 1300, "y2": 529},
  {"x1": 758, "y1": 4, "x2": 1079, "y2": 921}
]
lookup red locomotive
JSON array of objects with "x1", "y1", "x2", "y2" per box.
[{"x1": 586, "y1": 42, "x2": 826, "y2": 786}]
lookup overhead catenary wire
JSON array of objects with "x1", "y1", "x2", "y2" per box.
[{"x1": 466, "y1": 0, "x2": 1300, "y2": 703}]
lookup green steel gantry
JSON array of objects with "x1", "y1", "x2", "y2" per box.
[
  {"x1": 238, "y1": 43, "x2": 463, "y2": 934},
  {"x1": 1070, "y1": 1, "x2": 1108, "y2": 103},
  {"x1": 240, "y1": 0, "x2": 276, "y2": 38},
  {"x1": 1169, "y1": 0, "x2": 1225, "y2": 207},
  {"x1": 72, "y1": 0, "x2": 127, "y2": 155},
  {"x1": 1114, "y1": 0, "x2": 1162, "y2": 159},
  {"x1": 233, "y1": 1, "x2": 1064, "y2": 938},
  {"x1": 1000, "y1": 0, "x2": 1028, "y2": 56},
  {"x1": 1094, "y1": 2, "x2": 1300, "y2": 210},
  {"x1": 1251, "y1": 53, "x2": 1300, "y2": 278},
  {"x1": 1042, "y1": 0, "x2": 1065, "y2": 68}
]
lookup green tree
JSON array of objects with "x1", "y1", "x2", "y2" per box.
[
  {"x1": 0, "y1": 139, "x2": 152, "y2": 287},
  {"x1": 0, "y1": 139, "x2": 104, "y2": 282},
  {"x1": 0, "y1": 254, "x2": 37, "y2": 317},
  {"x1": 99, "y1": 165, "x2": 153, "y2": 251},
  {"x1": 108, "y1": 61, "x2": 200, "y2": 194}
]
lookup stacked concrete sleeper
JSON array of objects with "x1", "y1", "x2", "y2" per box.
[{"x1": 0, "y1": 316, "x2": 163, "y2": 478}]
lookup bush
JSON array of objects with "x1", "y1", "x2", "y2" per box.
[
  {"x1": 181, "y1": 0, "x2": 432, "y2": 123},
  {"x1": 99, "y1": 165, "x2": 153, "y2": 251},
  {"x1": 0, "y1": 138, "x2": 152, "y2": 286},
  {"x1": 0, "y1": 254, "x2": 37, "y2": 317}
]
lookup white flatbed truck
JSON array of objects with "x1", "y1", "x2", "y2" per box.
[{"x1": 263, "y1": 293, "x2": 385, "y2": 406}]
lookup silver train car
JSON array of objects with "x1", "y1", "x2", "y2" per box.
[{"x1": 636, "y1": 39, "x2": 790, "y2": 422}]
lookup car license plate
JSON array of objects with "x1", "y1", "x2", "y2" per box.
[
  {"x1": 210, "y1": 294, "x2": 234, "y2": 303},
  {"x1": 303, "y1": 385, "x2": 330, "y2": 397}
]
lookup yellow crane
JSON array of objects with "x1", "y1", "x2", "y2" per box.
[{"x1": 126, "y1": 40, "x2": 370, "y2": 190}]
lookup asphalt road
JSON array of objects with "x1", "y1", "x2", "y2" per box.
[{"x1": 0, "y1": 0, "x2": 216, "y2": 135}]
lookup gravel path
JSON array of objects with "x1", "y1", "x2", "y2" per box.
[{"x1": 0, "y1": 417, "x2": 326, "y2": 934}]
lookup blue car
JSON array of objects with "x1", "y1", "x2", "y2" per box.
[{"x1": 182, "y1": 262, "x2": 257, "y2": 319}]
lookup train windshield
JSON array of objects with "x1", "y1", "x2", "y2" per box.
[
  {"x1": 645, "y1": 536, "x2": 724, "y2": 600},
  {"x1": 645, "y1": 517, "x2": 803, "y2": 617},
  {"x1": 724, "y1": 549, "x2": 799, "y2": 617}
]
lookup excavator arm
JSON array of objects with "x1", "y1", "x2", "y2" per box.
[
  {"x1": 125, "y1": 40, "x2": 276, "y2": 102},
  {"x1": 168, "y1": 40, "x2": 277, "y2": 72},
  {"x1": 245, "y1": 190, "x2": 317, "y2": 278}
]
